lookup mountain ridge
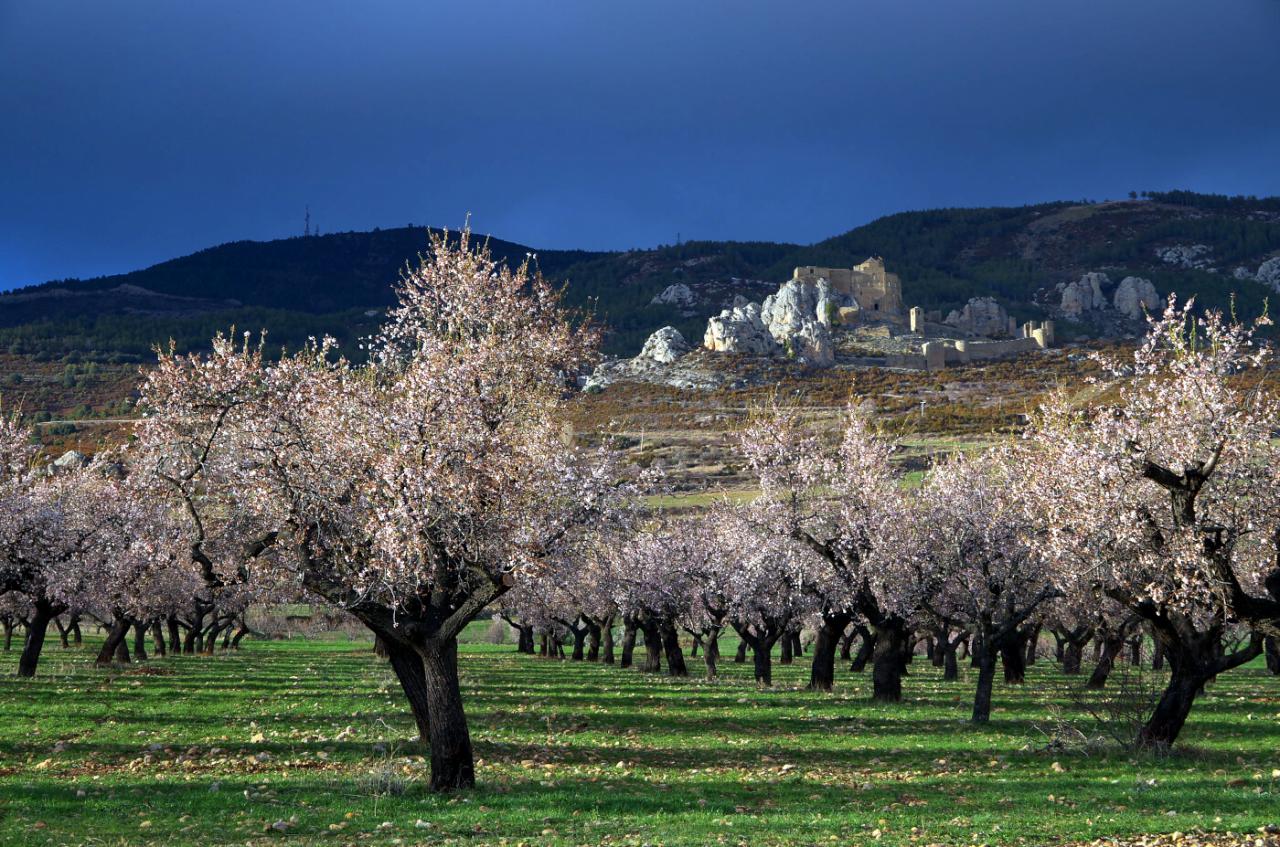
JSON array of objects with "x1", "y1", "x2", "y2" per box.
[{"x1": 4, "y1": 191, "x2": 1280, "y2": 360}]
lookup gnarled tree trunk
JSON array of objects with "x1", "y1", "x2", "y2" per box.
[
  {"x1": 17, "y1": 599, "x2": 63, "y2": 677},
  {"x1": 808, "y1": 612, "x2": 851, "y2": 692},
  {"x1": 95, "y1": 615, "x2": 131, "y2": 667},
  {"x1": 619, "y1": 618, "x2": 637, "y2": 668},
  {"x1": 418, "y1": 637, "x2": 474, "y2": 791},
  {"x1": 660, "y1": 621, "x2": 687, "y2": 677},
  {"x1": 870, "y1": 618, "x2": 909, "y2": 703}
]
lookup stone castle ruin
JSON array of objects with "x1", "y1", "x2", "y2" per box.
[
  {"x1": 701, "y1": 257, "x2": 1051, "y2": 371},
  {"x1": 791, "y1": 258, "x2": 904, "y2": 320},
  {"x1": 587, "y1": 257, "x2": 1059, "y2": 389}
]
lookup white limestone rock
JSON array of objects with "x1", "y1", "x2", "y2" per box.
[
  {"x1": 761, "y1": 279, "x2": 829, "y2": 338},
  {"x1": 638, "y1": 326, "x2": 691, "y2": 364},
  {"x1": 49, "y1": 450, "x2": 88, "y2": 476},
  {"x1": 1058, "y1": 272, "x2": 1109, "y2": 318},
  {"x1": 1256, "y1": 257, "x2": 1280, "y2": 291},
  {"x1": 790, "y1": 319, "x2": 835, "y2": 366},
  {"x1": 703, "y1": 299, "x2": 778, "y2": 356},
  {"x1": 1113, "y1": 276, "x2": 1160, "y2": 320},
  {"x1": 944, "y1": 297, "x2": 1011, "y2": 337},
  {"x1": 1156, "y1": 244, "x2": 1212, "y2": 269},
  {"x1": 650, "y1": 283, "x2": 696, "y2": 308}
]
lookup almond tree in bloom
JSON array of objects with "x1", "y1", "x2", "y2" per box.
[
  {"x1": 1026, "y1": 299, "x2": 1280, "y2": 746},
  {"x1": 133, "y1": 334, "x2": 284, "y2": 654},
  {"x1": 902, "y1": 448, "x2": 1059, "y2": 723},
  {"x1": 609, "y1": 523, "x2": 702, "y2": 677},
  {"x1": 149, "y1": 230, "x2": 627, "y2": 790},
  {"x1": 739, "y1": 401, "x2": 910, "y2": 697},
  {"x1": 715, "y1": 507, "x2": 816, "y2": 687},
  {"x1": 0, "y1": 416, "x2": 180, "y2": 676}
]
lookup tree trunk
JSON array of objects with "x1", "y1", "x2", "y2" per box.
[
  {"x1": 516, "y1": 625, "x2": 534, "y2": 654},
  {"x1": 1138, "y1": 662, "x2": 1203, "y2": 748},
  {"x1": 660, "y1": 622, "x2": 688, "y2": 677},
  {"x1": 1129, "y1": 637, "x2": 1142, "y2": 666},
  {"x1": 167, "y1": 617, "x2": 182, "y2": 654},
  {"x1": 850, "y1": 627, "x2": 876, "y2": 672},
  {"x1": 808, "y1": 612, "x2": 851, "y2": 692},
  {"x1": 54, "y1": 616, "x2": 70, "y2": 648},
  {"x1": 1086, "y1": 636, "x2": 1123, "y2": 689},
  {"x1": 96, "y1": 616, "x2": 131, "y2": 667},
  {"x1": 70, "y1": 617, "x2": 81, "y2": 645},
  {"x1": 1151, "y1": 638, "x2": 1165, "y2": 671},
  {"x1": 971, "y1": 648, "x2": 997, "y2": 723},
  {"x1": 1136, "y1": 628, "x2": 1261, "y2": 747},
  {"x1": 17, "y1": 600, "x2": 59, "y2": 677},
  {"x1": 619, "y1": 620, "x2": 637, "y2": 669},
  {"x1": 1265, "y1": 636, "x2": 1280, "y2": 675},
  {"x1": 1063, "y1": 640, "x2": 1085, "y2": 674},
  {"x1": 943, "y1": 643, "x2": 959, "y2": 681},
  {"x1": 751, "y1": 639, "x2": 772, "y2": 687},
  {"x1": 418, "y1": 637, "x2": 475, "y2": 791},
  {"x1": 1051, "y1": 630, "x2": 1066, "y2": 663},
  {"x1": 703, "y1": 629, "x2": 720, "y2": 680},
  {"x1": 132, "y1": 621, "x2": 149, "y2": 662},
  {"x1": 570, "y1": 626, "x2": 586, "y2": 661},
  {"x1": 1024, "y1": 624, "x2": 1041, "y2": 665},
  {"x1": 385, "y1": 639, "x2": 432, "y2": 743},
  {"x1": 601, "y1": 618, "x2": 615, "y2": 665},
  {"x1": 585, "y1": 621, "x2": 601, "y2": 662},
  {"x1": 871, "y1": 620, "x2": 908, "y2": 703},
  {"x1": 839, "y1": 629, "x2": 854, "y2": 661},
  {"x1": 151, "y1": 621, "x2": 167, "y2": 656},
  {"x1": 202, "y1": 622, "x2": 222, "y2": 655},
  {"x1": 640, "y1": 620, "x2": 662, "y2": 673},
  {"x1": 734, "y1": 639, "x2": 747, "y2": 664},
  {"x1": 790, "y1": 630, "x2": 804, "y2": 658},
  {"x1": 1, "y1": 617, "x2": 13, "y2": 652},
  {"x1": 1000, "y1": 638, "x2": 1026, "y2": 684}
]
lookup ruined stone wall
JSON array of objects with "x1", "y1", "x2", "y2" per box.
[{"x1": 792, "y1": 257, "x2": 904, "y2": 316}]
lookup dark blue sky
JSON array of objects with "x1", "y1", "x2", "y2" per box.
[{"x1": 2, "y1": 0, "x2": 1278, "y2": 290}]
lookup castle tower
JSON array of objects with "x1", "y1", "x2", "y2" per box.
[{"x1": 909, "y1": 306, "x2": 924, "y2": 333}]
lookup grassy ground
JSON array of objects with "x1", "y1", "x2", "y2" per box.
[{"x1": 1, "y1": 629, "x2": 1277, "y2": 847}]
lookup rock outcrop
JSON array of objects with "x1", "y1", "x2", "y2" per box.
[
  {"x1": 49, "y1": 450, "x2": 88, "y2": 476},
  {"x1": 704, "y1": 297, "x2": 779, "y2": 356},
  {"x1": 1156, "y1": 244, "x2": 1212, "y2": 269},
  {"x1": 944, "y1": 297, "x2": 1012, "y2": 337},
  {"x1": 790, "y1": 320, "x2": 835, "y2": 366},
  {"x1": 761, "y1": 279, "x2": 832, "y2": 335},
  {"x1": 1058, "y1": 272, "x2": 1109, "y2": 318},
  {"x1": 638, "y1": 326, "x2": 691, "y2": 364},
  {"x1": 704, "y1": 280, "x2": 840, "y2": 366},
  {"x1": 650, "y1": 283, "x2": 696, "y2": 308},
  {"x1": 1113, "y1": 276, "x2": 1160, "y2": 320},
  {"x1": 1257, "y1": 257, "x2": 1280, "y2": 291}
]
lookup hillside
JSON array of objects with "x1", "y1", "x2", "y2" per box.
[{"x1": 4, "y1": 191, "x2": 1280, "y2": 368}]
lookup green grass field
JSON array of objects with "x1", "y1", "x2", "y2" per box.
[{"x1": 1, "y1": 629, "x2": 1277, "y2": 846}]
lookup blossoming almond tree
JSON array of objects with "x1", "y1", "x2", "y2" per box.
[
  {"x1": 151, "y1": 230, "x2": 626, "y2": 790},
  {"x1": 903, "y1": 448, "x2": 1060, "y2": 722},
  {"x1": 739, "y1": 401, "x2": 911, "y2": 697},
  {"x1": 133, "y1": 333, "x2": 284, "y2": 654},
  {"x1": 1026, "y1": 299, "x2": 1280, "y2": 746}
]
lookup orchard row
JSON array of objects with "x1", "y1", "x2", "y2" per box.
[{"x1": 3, "y1": 231, "x2": 1279, "y2": 792}]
